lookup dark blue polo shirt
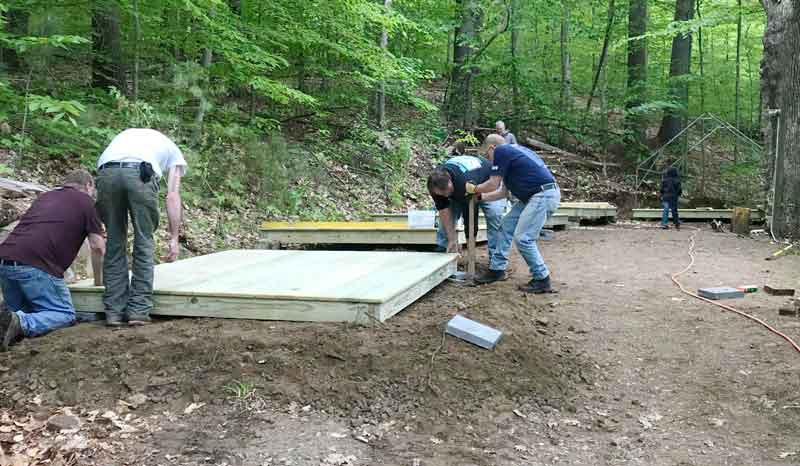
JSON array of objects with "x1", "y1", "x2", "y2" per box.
[{"x1": 491, "y1": 144, "x2": 555, "y2": 202}]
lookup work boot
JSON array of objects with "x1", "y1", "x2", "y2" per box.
[
  {"x1": 518, "y1": 275, "x2": 554, "y2": 294},
  {"x1": 474, "y1": 269, "x2": 508, "y2": 285},
  {"x1": 0, "y1": 311, "x2": 23, "y2": 352}
]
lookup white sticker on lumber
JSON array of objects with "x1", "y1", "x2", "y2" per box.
[{"x1": 68, "y1": 250, "x2": 457, "y2": 324}]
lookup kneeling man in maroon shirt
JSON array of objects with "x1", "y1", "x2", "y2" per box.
[{"x1": 0, "y1": 169, "x2": 106, "y2": 351}]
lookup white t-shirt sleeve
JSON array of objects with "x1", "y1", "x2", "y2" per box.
[{"x1": 164, "y1": 138, "x2": 188, "y2": 176}]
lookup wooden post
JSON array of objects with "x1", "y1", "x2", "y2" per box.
[
  {"x1": 467, "y1": 195, "x2": 476, "y2": 279},
  {"x1": 732, "y1": 207, "x2": 751, "y2": 235}
]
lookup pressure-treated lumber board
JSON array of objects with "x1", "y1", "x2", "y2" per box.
[
  {"x1": 632, "y1": 208, "x2": 764, "y2": 222},
  {"x1": 369, "y1": 212, "x2": 573, "y2": 228},
  {"x1": 557, "y1": 202, "x2": 617, "y2": 219},
  {"x1": 259, "y1": 221, "x2": 487, "y2": 246},
  {"x1": 68, "y1": 250, "x2": 457, "y2": 324}
]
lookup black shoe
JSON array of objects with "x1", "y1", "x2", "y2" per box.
[
  {"x1": 519, "y1": 275, "x2": 554, "y2": 294},
  {"x1": 474, "y1": 269, "x2": 508, "y2": 284},
  {"x1": 661, "y1": 224, "x2": 669, "y2": 230},
  {"x1": 0, "y1": 311, "x2": 22, "y2": 352},
  {"x1": 675, "y1": 224, "x2": 681, "y2": 231}
]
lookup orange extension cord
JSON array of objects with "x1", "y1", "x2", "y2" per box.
[{"x1": 670, "y1": 227, "x2": 800, "y2": 354}]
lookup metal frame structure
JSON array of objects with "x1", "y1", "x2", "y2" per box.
[{"x1": 635, "y1": 113, "x2": 764, "y2": 206}]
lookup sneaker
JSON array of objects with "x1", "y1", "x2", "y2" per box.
[
  {"x1": 474, "y1": 269, "x2": 508, "y2": 284},
  {"x1": 661, "y1": 225, "x2": 669, "y2": 230},
  {"x1": 127, "y1": 319, "x2": 151, "y2": 327},
  {"x1": 0, "y1": 311, "x2": 23, "y2": 352},
  {"x1": 106, "y1": 318, "x2": 125, "y2": 328},
  {"x1": 518, "y1": 275, "x2": 554, "y2": 294}
]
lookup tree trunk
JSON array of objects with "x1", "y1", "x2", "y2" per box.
[
  {"x1": 1, "y1": 8, "x2": 28, "y2": 71},
  {"x1": 511, "y1": 0, "x2": 520, "y2": 124},
  {"x1": 762, "y1": 0, "x2": 800, "y2": 237},
  {"x1": 697, "y1": 0, "x2": 706, "y2": 196},
  {"x1": 586, "y1": 0, "x2": 616, "y2": 112},
  {"x1": 91, "y1": 1, "x2": 126, "y2": 91},
  {"x1": 625, "y1": 0, "x2": 648, "y2": 150},
  {"x1": 559, "y1": 0, "x2": 572, "y2": 112},
  {"x1": 448, "y1": 0, "x2": 481, "y2": 128},
  {"x1": 735, "y1": 0, "x2": 742, "y2": 133},
  {"x1": 376, "y1": 0, "x2": 392, "y2": 129},
  {"x1": 229, "y1": 0, "x2": 241, "y2": 16},
  {"x1": 133, "y1": 0, "x2": 141, "y2": 101},
  {"x1": 657, "y1": 0, "x2": 695, "y2": 145}
]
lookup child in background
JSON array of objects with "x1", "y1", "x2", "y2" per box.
[{"x1": 660, "y1": 167, "x2": 682, "y2": 230}]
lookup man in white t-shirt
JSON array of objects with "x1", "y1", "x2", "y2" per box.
[{"x1": 96, "y1": 128, "x2": 188, "y2": 326}]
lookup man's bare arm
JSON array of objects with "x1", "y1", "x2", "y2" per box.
[
  {"x1": 164, "y1": 168, "x2": 183, "y2": 262},
  {"x1": 88, "y1": 233, "x2": 106, "y2": 286},
  {"x1": 474, "y1": 175, "x2": 502, "y2": 195},
  {"x1": 438, "y1": 208, "x2": 459, "y2": 253},
  {"x1": 480, "y1": 185, "x2": 508, "y2": 203}
]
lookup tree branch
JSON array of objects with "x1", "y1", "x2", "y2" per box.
[
  {"x1": 585, "y1": 0, "x2": 616, "y2": 112},
  {"x1": 470, "y1": 1, "x2": 512, "y2": 64}
]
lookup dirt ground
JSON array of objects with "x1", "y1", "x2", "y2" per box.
[{"x1": 1, "y1": 224, "x2": 799, "y2": 466}]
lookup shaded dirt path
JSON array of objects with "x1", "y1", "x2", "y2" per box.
[{"x1": 1, "y1": 225, "x2": 798, "y2": 466}]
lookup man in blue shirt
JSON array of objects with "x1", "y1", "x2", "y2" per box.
[{"x1": 467, "y1": 134, "x2": 560, "y2": 293}]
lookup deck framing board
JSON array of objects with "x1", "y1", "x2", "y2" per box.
[
  {"x1": 68, "y1": 250, "x2": 456, "y2": 323},
  {"x1": 632, "y1": 209, "x2": 764, "y2": 221},
  {"x1": 259, "y1": 227, "x2": 487, "y2": 246}
]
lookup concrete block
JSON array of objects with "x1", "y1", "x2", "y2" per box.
[
  {"x1": 539, "y1": 229, "x2": 555, "y2": 241},
  {"x1": 698, "y1": 287, "x2": 745, "y2": 300},
  {"x1": 764, "y1": 285, "x2": 795, "y2": 297},
  {"x1": 446, "y1": 314, "x2": 503, "y2": 350}
]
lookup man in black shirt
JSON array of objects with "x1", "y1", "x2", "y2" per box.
[{"x1": 427, "y1": 155, "x2": 507, "y2": 263}]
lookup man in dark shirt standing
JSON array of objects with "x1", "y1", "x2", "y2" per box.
[
  {"x1": 427, "y1": 155, "x2": 506, "y2": 264},
  {"x1": 467, "y1": 135, "x2": 560, "y2": 293},
  {"x1": 0, "y1": 170, "x2": 106, "y2": 351}
]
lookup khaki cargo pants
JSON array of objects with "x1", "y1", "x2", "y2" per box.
[{"x1": 96, "y1": 165, "x2": 159, "y2": 323}]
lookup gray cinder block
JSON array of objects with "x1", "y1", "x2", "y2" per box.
[
  {"x1": 446, "y1": 314, "x2": 503, "y2": 349},
  {"x1": 698, "y1": 287, "x2": 745, "y2": 300}
]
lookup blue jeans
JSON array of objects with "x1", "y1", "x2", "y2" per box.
[
  {"x1": 661, "y1": 199, "x2": 680, "y2": 225},
  {"x1": 0, "y1": 265, "x2": 75, "y2": 337},
  {"x1": 491, "y1": 188, "x2": 561, "y2": 279},
  {"x1": 437, "y1": 198, "x2": 506, "y2": 264}
]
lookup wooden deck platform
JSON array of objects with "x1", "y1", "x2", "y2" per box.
[
  {"x1": 557, "y1": 202, "x2": 617, "y2": 220},
  {"x1": 369, "y1": 212, "x2": 573, "y2": 229},
  {"x1": 68, "y1": 250, "x2": 457, "y2": 324},
  {"x1": 259, "y1": 221, "x2": 487, "y2": 247},
  {"x1": 632, "y1": 208, "x2": 764, "y2": 222}
]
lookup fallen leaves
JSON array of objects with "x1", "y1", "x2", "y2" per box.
[
  {"x1": 638, "y1": 412, "x2": 663, "y2": 430},
  {"x1": 183, "y1": 402, "x2": 205, "y2": 415}
]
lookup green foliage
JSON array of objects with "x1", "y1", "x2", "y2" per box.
[
  {"x1": 0, "y1": 0, "x2": 770, "y2": 218},
  {"x1": 384, "y1": 138, "x2": 413, "y2": 207},
  {"x1": 454, "y1": 130, "x2": 479, "y2": 146},
  {"x1": 27, "y1": 95, "x2": 85, "y2": 126}
]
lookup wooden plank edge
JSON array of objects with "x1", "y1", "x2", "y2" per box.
[
  {"x1": 377, "y1": 258, "x2": 458, "y2": 322},
  {"x1": 70, "y1": 293, "x2": 375, "y2": 324}
]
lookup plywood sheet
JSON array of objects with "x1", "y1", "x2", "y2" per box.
[{"x1": 68, "y1": 250, "x2": 457, "y2": 323}]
